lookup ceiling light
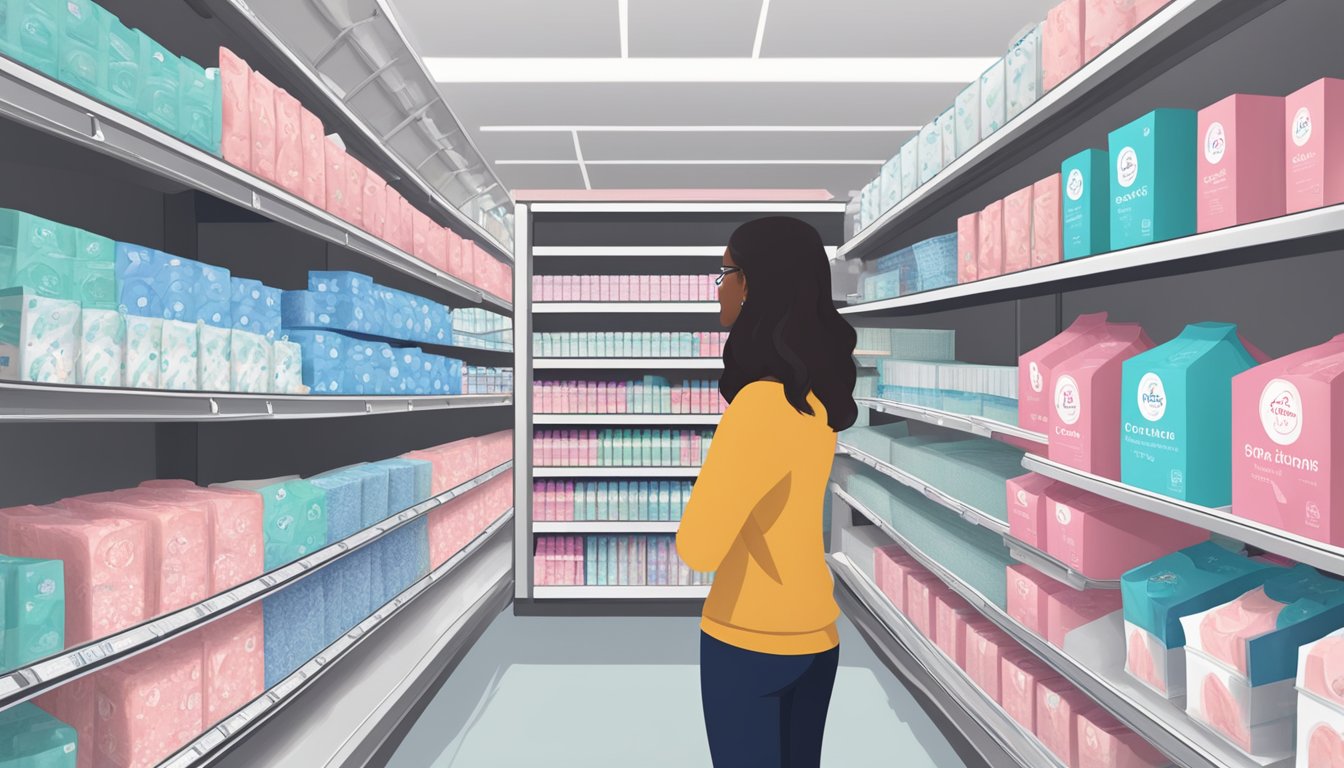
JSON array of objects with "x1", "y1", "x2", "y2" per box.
[{"x1": 426, "y1": 57, "x2": 994, "y2": 84}]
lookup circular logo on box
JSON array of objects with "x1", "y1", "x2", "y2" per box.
[
  {"x1": 1293, "y1": 107, "x2": 1313, "y2": 147},
  {"x1": 1260, "y1": 378, "x2": 1304, "y2": 446},
  {"x1": 1016, "y1": 488, "x2": 1028, "y2": 506},
  {"x1": 1138, "y1": 372, "x2": 1167, "y2": 421},
  {"x1": 1030, "y1": 361, "x2": 1043, "y2": 393},
  {"x1": 1205, "y1": 122, "x2": 1227, "y2": 164},
  {"x1": 1055, "y1": 504, "x2": 1072, "y2": 525},
  {"x1": 1046, "y1": 692, "x2": 1062, "y2": 710},
  {"x1": 1117, "y1": 147, "x2": 1139, "y2": 188},
  {"x1": 1054, "y1": 375, "x2": 1081, "y2": 425},
  {"x1": 1066, "y1": 168, "x2": 1085, "y2": 201}
]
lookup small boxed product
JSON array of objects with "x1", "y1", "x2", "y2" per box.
[
  {"x1": 1043, "y1": 0, "x2": 1084, "y2": 92},
  {"x1": 964, "y1": 620, "x2": 1019, "y2": 702},
  {"x1": 1045, "y1": 584, "x2": 1121, "y2": 648},
  {"x1": 218, "y1": 47, "x2": 251, "y2": 169},
  {"x1": 900, "y1": 138, "x2": 918, "y2": 199},
  {"x1": 1084, "y1": 0, "x2": 1137, "y2": 61},
  {"x1": 1045, "y1": 486, "x2": 1206, "y2": 581},
  {"x1": 1061, "y1": 148, "x2": 1111, "y2": 259},
  {"x1": 1076, "y1": 707, "x2": 1171, "y2": 767},
  {"x1": 1005, "y1": 25, "x2": 1041, "y2": 122},
  {"x1": 1006, "y1": 472, "x2": 1059, "y2": 547},
  {"x1": 918, "y1": 121, "x2": 943, "y2": 185},
  {"x1": 1006, "y1": 563, "x2": 1073, "y2": 636},
  {"x1": 0, "y1": 555, "x2": 64, "y2": 672},
  {"x1": 956, "y1": 213, "x2": 978, "y2": 283},
  {"x1": 977, "y1": 200, "x2": 1004, "y2": 279},
  {"x1": 178, "y1": 57, "x2": 220, "y2": 156},
  {"x1": 933, "y1": 590, "x2": 977, "y2": 666},
  {"x1": 955, "y1": 80, "x2": 981, "y2": 156},
  {"x1": 979, "y1": 58, "x2": 1007, "y2": 138},
  {"x1": 1285, "y1": 77, "x2": 1344, "y2": 214},
  {"x1": 136, "y1": 31, "x2": 179, "y2": 135},
  {"x1": 0, "y1": 289, "x2": 79, "y2": 384},
  {"x1": 0, "y1": 701, "x2": 77, "y2": 768},
  {"x1": 1036, "y1": 676, "x2": 1098, "y2": 765},
  {"x1": 1032, "y1": 174, "x2": 1063, "y2": 267},
  {"x1": 247, "y1": 69, "x2": 278, "y2": 183},
  {"x1": 904, "y1": 570, "x2": 945, "y2": 639},
  {"x1": 940, "y1": 107, "x2": 958, "y2": 166},
  {"x1": 1018, "y1": 313, "x2": 1111, "y2": 431},
  {"x1": 1003, "y1": 185, "x2": 1033, "y2": 274},
  {"x1": 1197, "y1": 94, "x2": 1285, "y2": 232},
  {"x1": 300, "y1": 108, "x2": 326, "y2": 208},
  {"x1": 880, "y1": 158, "x2": 901, "y2": 213},
  {"x1": 273, "y1": 87, "x2": 303, "y2": 196},
  {"x1": 1108, "y1": 109, "x2": 1198, "y2": 250},
  {"x1": 1000, "y1": 652, "x2": 1061, "y2": 732},
  {"x1": 1297, "y1": 629, "x2": 1344, "y2": 768}
]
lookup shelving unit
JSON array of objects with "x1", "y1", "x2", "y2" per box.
[
  {"x1": 532, "y1": 245, "x2": 840, "y2": 259},
  {"x1": 532, "y1": 466, "x2": 702, "y2": 479},
  {"x1": 532, "y1": 585, "x2": 710, "y2": 599},
  {"x1": 533, "y1": 302, "x2": 719, "y2": 314},
  {"x1": 533, "y1": 521, "x2": 681, "y2": 534},
  {"x1": 836, "y1": 442, "x2": 1010, "y2": 535},
  {"x1": 858, "y1": 397, "x2": 1047, "y2": 445},
  {"x1": 533, "y1": 414, "x2": 721, "y2": 426},
  {"x1": 533, "y1": 358, "x2": 723, "y2": 370}
]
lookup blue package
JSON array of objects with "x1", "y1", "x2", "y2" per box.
[
  {"x1": 282, "y1": 290, "x2": 377, "y2": 335},
  {"x1": 284, "y1": 329, "x2": 348, "y2": 394},
  {"x1": 370, "y1": 459, "x2": 416, "y2": 513},
  {"x1": 307, "y1": 270, "x2": 375, "y2": 297},
  {"x1": 115, "y1": 243, "x2": 195, "y2": 320},
  {"x1": 381, "y1": 457, "x2": 432, "y2": 504},
  {"x1": 195, "y1": 261, "x2": 231, "y2": 328},
  {"x1": 319, "y1": 552, "x2": 372, "y2": 644},
  {"x1": 230, "y1": 277, "x2": 282, "y2": 339},
  {"x1": 309, "y1": 473, "x2": 362, "y2": 543},
  {"x1": 262, "y1": 575, "x2": 326, "y2": 687}
]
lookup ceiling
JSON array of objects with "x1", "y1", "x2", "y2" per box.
[{"x1": 385, "y1": 0, "x2": 1057, "y2": 200}]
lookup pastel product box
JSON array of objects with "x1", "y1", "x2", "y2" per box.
[
  {"x1": 55, "y1": 0, "x2": 101, "y2": 101},
  {"x1": 1001, "y1": 651, "x2": 1061, "y2": 732},
  {"x1": 954, "y1": 214, "x2": 978, "y2": 283},
  {"x1": 1006, "y1": 563, "x2": 1072, "y2": 636},
  {"x1": 345, "y1": 157, "x2": 366, "y2": 228},
  {"x1": 135, "y1": 32, "x2": 179, "y2": 135},
  {"x1": 940, "y1": 107, "x2": 958, "y2": 166},
  {"x1": 879, "y1": 156, "x2": 902, "y2": 212},
  {"x1": 229, "y1": 329, "x2": 270, "y2": 393},
  {"x1": 1084, "y1": 0, "x2": 1137, "y2": 60},
  {"x1": 218, "y1": 47, "x2": 251, "y2": 169},
  {"x1": 324, "y1": 139, "x2": 348, "y2": 220},
  {"x1": 284, "y1": 329, "x2": 345, "y2": 394},
  {"x1": 262, "y1": 575, "x2": 324, "y2": 687},
  {"x1": 113, "y1": 244, "x2": 189, "y2": 321},
  {"x1": 1047, "y1": 322, "x2": 1154, "y2": 478},
  {"x1": 300, "y1": 108, "x2": 326, "y2": 208},
  {"x1": 1230, "y1": 333, "x2": 1344, "y2": 544},
  {"x1": 1006, "y1": 472, "x2": 1060, "y2": 547},
  {"x1": 1122, "y1": 542, "x2": 1281, "y2": 698},
  {"x1": 1185, "y1": 643, "x2": 1296, "y2": 757},
  {"x1": 1005, "y1": 25, "x2": 1041, "y2": 122},
  {"x1": 229, "y1": 277, "x2": 281, "y2": 340},
  {"x1": 0, "y1": 290, "x2": 79, "y2": 384},
  {"x1": 977, "y1": 200, "x2": 1004, "y2": 278},
  {"x1": 955, "y1": 80, "x2": 981, "y2": 156},
  {"x1": 899, "y1": 138, "x2": 918, "y2": 199},
  {"x1": 1043, "y1": 0, "x2": 1084, "y2": 92},
  {"x1": 199, "y1": 603, "x2": 264, "y2": 726},
  {"x1": 122, "y1": 315, "x2": 161, "y2": 389},
  {"x1": 0, "y1": 555, "x2": 64, "y2": 672},
  {"x1": 1045, "y1": 585, "x2": 1121, "y2": 648},
  {"x1": 102, "y1": 13, "x2": 139, "y2": 114},
  {"x1": 1285, "y1": 78, "x2": 1344, "y2": 214},
  {"x1": 1019, "y1": 313, "x2": 1109, "y2": 430},
  {"x1": 0, "y1": 702, "x2": 77, "y2": 768},
  {"x1": 159, "y1": 318, "x2": 199, "y2": 391},
  {"x1": 964, "y1": 621, "x2": 1017, "y2": 702},
  {"x1": 1121, "y1": 323, "x2": 1265, "y2": 506},
  {"x1": 94, "y1": 637, "x2": 202, "y2": 768},
  {"x1": 1296, "y1": 630, "x2": 1344, "y2": 768},
  {"x1": 904, "y1": 570, "x2": 943, "y2": 639},
  {"x1": 227, "y1": 479, "x2": 327, "y2": 571},
  {"x1": 979, "y1": 58, "x2": 1007, "y2": 138},
  {"x1": 1076, "y1": 708, "x2": 1171, "y2": 768},
  {"x1": 1003, "y1": 185, "x2": 1033, "y2": 273},
  {"x1": 372, "y1": 459, "x2": 417, "y2": 513},
  {"x1": 1197, "y1": 94, "x2": 1285, "y2": 232},
  {"x1": 0, "y1": 210, "x2": 75, "y2": 300},
  {"x1": 365, "y1": 178, "x2": 388, "y2": 241},
  {"x1": 271, "y1": 338, "x2": 304, "y2": 394},
  {"x1": 71, "y1": 258, "x2": 112, "y2": 317},
  {"x1": 917, "y1": 121, "x2": 943, "y2": 185},
  {"x1": 73, "y1": 228, "x2": 114, "y2": 264},
  {"x1": 34, "y1": 676, "x2": 93, "y2": 768},
  {"x1": 280, "y1": 290, "x2": 374, "y2": 335},
  {"x1": 1036, "y1": 677, "x2": 1097, "y2": 766},
  {"x1": 1109, "y1": 109, "x2": 1198, "y2": 249},
  {"x1": 177, "y1": 57, "x2": 220, "y2": 155},
  {"x1": 1046, "y1": 486, "x2": 1207, "y2": 580},
  {"x1": 273, "y1": 87, "x2": 303, "y2": 196},
  {"x1": 933, "y1": 591, "x2": 976, "y2": 666},
  {"x1": 134, "y1": 481, "x2": 265, "y2": 593},
  {"x1": 382, "y1": 457, "x2": 432, "y2": 504},
  {"x1": 1032, "y1": 174, "x2": 1063, "y2": 267},
  {"x1": 1061, "y1": 149, "x2": 1111, "y2": 259},
  {"x1": 318, "y1": 551, "x2": 371, "y2": 642},
  {"x1": 198, "y1": 323, "x2": 230, "y2": 392},
  {"x1": 247, "y1": 69, "x2": 278, "y2": 182}
]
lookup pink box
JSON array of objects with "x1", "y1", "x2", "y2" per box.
[
  {"x1": 1134, "y1": 0, "x2": 1169, "y2": 20},
  {"x1": 1076, "y1": 707, "x2": 1170, "y2": 767},
  {"x1": 1084, "y1": 0, "x2": 1137, "y2": 61},
  {"x1": 1003, "y1": 186, "x2": 1034, "y2": 274},
  {"x1": 446, "y1": 231, "x2": 467, "y2": 279},
  {"x1": 905, "y1": 570, "x2": 944, "y2": 638},
  {"x1": 364, "y1": 176, "x2": 387, "y2": 240},
  {"x1": 37, "y1": 674, "x2": 100, "y2": 768},
  {"x1": 1033, "y1": 174, "x2": 1063, "y2": 267},
  {"x1": 96, "y1": 637, "x2": 203, "y2": 768},
  {"x1": 957, "y1": 213, "x2": 979, "y2": 283},
  {"x1": 1007, "y1": 472, "x2": 1058, "y2": 547},
  {"x1": 1045, "y1": 485, "x2": 1205, "y2": 580},
  {"x1": 1001, "y1": 652, "x2": 1062, "y2": 732},
  {"x1": 199, "y1": 603, "x2": 264, "y2": 726},
  {"x1": 427, "y1": 226, "x2": 448, "y2": 272},
  {"x1": 1037, "y1": 677, "x2": 1098, "y2": 766},
  {"x1": 137, "y1": 481, "x2": 264, "y2": 593},
  {"x1": 977, "y1": 201, "x2": 1005, "y2": 278},
  {"x1": 1231, "y1": 333, "x2": 1344, "y2": 544},
  {"x1": 1285, "y1": 78, "x2": 1344, "y2": 214},
  {"x1": 324, "y1": 140, "x2": 348, "y2": 220},
  {"x1": 1045, "y1": 585, "x2": 1122, "y2": 648},
  {"x1": 299, "y1": 108, "x2": 326, "y2": 208},
  {"x1": 1197, "y1": 94, "x2": 1286, "y2": 233},
  {"x1": 964, "y1": 621, "x2": 1020, "y2": 702},
  {"x1": 384, "y1": 187, "x2": 404, "y2": 249},
  {"x1": 1043, "y1": 0, "x2": 1084, "y2": 91},
  {"x1": 429, "y1": 495, "x2": 470, "y2": 568},
  {"x1": 345, "y1": 157, "x2": 366, "y2": 227},
  {"x1": 934, "y1": 591, "x2": 977, "y2": 666},
  {"x1": 412, "y1": 211, "x2": 432, "y2": 261},
  {"x1": 273, "y1": 89, "x2": 303, "y2": 196},
  {"x1": 248, "y1": 70, "x2": 278, "y2": 183},
  {"x1": 1018, "y1": 312, "x2": 1111, "y2": 431},
  {"x1": 1047, "y1": 323, "x2": 1154, "y2": 479},
  {"x1": 1006, "y1": 563, "x2": 1073, "y2": 636},
  {"x1": 218, "y1": 47, "x2": 251, "y2": 170}
]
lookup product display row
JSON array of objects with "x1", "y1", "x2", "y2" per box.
[
  {"x1": 855, "y1": 328, "x2": 957, "y2": 360},
  {"x1": 532, "y1": 429, "x2": 713, "y2": 468},
  {"x1": 534, "y1": 378, "x2": 725, "y2": 416},
  {"x1": 877, "y1": 360, "x2": 1019, "y2": 424},
  {"x1": 533, "y1": 331, "x2": 727, "y2": 359},
  {"x1": 859, "y1": 233, "x2": 960, "y2": 301},
  {"x1": 463, "y1": 366, "x2": 513, "y2": 395},
  {"x1": 283, "y1": 270, "x2": 455, "y2": 346},
  {"x1": 533, "y1": 480, "x2": 694, "y2": 522},
  {"x1": 533, "y1": 534, "x2": 713, "y2": 587},
  {"x1": 532, "y1": 274, "x2": 717, "y2": 303},
  {"x1": 286, "y1": 330, "x2": 464, "y2": 397},
  {"x1": 452, "y1": 308, "x2": 513, "y2": 352}
]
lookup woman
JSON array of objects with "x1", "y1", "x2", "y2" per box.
[{"x1": 676, "y1": 216, "x2": 858, "y2": 768}]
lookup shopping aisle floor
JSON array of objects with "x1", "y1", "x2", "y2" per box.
[{"x1": 387, "y1": 608, "x2": 971, "y2": 767}]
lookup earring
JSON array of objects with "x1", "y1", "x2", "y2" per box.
[{"x1": 740, "y1": 299, "x2": 746, "y2": 308}]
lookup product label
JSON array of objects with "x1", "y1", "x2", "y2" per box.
[
  {"x1": 1066, "y1": 168, "x2": 1085, "y2": 201},
  {"x1": 1030, "y1": 361, "x2": 1043, "y2": 393},
  {"x1": 1117, "y1": 147, "x2": 1139, "y2": 188},
  {"x1": 1055, "y1": 503, "x2": 1072, "y2": 525},
  {"x1": 1046, "y1": 692, "x2": 1061, "y2": 710},
  {"x1": 1205, "y1": 122, "x2": 1227, "y2": 165},
  {"x1": 1260, "y1": 378, "x2": 1304, "y2": 445},
  {"x1": 1054, "y1": 375, "x2": 1081, "y2": 425},
  {"x1": 1015, "y1": 488, "x2": 1028, "y2": 506},
  {"x1": 1293, "y1": 107, "x2": 1313, "y2": 148},
  {"x1": 1137, "y1": 372, "x2": 1167, "y2": 421}
]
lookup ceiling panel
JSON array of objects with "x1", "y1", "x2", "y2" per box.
[
  {"x1": 576, "y1": 130, "x2": 916, "y2": 162},
  {"x1": 586, "y1": 163, "x2": 875, "y2": 195},
  {"x1": 491, "y1": 163, "x2": 590, "y2": 190},
  {"x1": 392, "y1": 0, "x2": 618, "y2": 57},
  {"x1": 629, "y1": 0, "x2": 763, "y2": 57},
  {"x1": 473, "y1": 131, "x2": 579, "y2": 162}
]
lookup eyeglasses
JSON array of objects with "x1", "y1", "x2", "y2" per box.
[{"x1": 714, "y1": 266, "x2": 743, "y2": 287}]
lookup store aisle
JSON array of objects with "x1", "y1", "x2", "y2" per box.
[{"x1": 387, "y1": 608, "x2": 971, "y2": 768}]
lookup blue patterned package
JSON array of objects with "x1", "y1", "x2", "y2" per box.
[
  {"x1": 230, "y1": 277, "x2": 281, "y2": 340},
  {"x1": 371, "y1": 459, "x2": 416, "y2": 513},
  {"x1": 281, "y1": 290, "x2": 376, "y2": 335},
  {"x1": 116, "y1": 243, "x2": 196, "y2": 320},
  {"x1": 262, "y1": 576, "x2": 325, "y2": 687},
  {"x1": 284, "y1": 330, "x2": 347, "y2": 394},
  {"x1": 195, "y1": 261, "x2": 231, "y2": 328},
  {"x1": 309, "y1": 473, "x2": 361, "y2": 542},
  {"x1": 318, "y1": 553, "x2": 372, "y2": 644},
  {"x1": 381, "y1": 458, "x2": 432, "y2": 504}
]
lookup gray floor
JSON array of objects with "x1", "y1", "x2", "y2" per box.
[{"x1": 386, "y1": 609, "x2": 970, "y2": 768}]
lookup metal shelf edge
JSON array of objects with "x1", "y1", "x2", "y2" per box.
[
  {"x1": 836, "y1": 444, "x2": 1010, "y2": 535},
  {"x1": 858, "y1": 397, "x2": 1047, "y2": 445}
]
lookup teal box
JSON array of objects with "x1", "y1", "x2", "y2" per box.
[
  {"x1": 0, "y1": 702, "x2": 77, "y2": 768},
  {"x1": 72, "y1": 259, "x2": 115, "y2": 309},
  {"x1": 1108, "y1": 109, "x2": 1197, "y2": 250},
  {"x1": 100, "y1": 11, "x2": 138, "y2": 112},
  {"x1": 135, "y1": 30, "x2": 178, "y2": 134},
  {"x1": 1061, "y1": 149, "x2": 1110, "y2": 260},
  {"x1": 258, "y1": 479, "x2": 329, "y2": 571},
  {"x1": 0, "y1": 0, "x2": 60, "y2": 77},
  {"x1": 1121, "y1": 322, "x2": 1261, "y2": 506},
  {"x1": 55, "y1": 0, "x2": 102, "y2": 96},
  {"x1": 0, "y1": 211, "x2": 76, "y2": 300},
  {"x1": 178, "y1": 56, "x2": 220, "y2": 155},
  {"x1": 0, "y1": 556, "x2": 64, "y2": 672}
]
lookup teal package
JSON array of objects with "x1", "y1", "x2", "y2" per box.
[
  {"x1": 1061, "y1": 149, "x2": 1111, "y2": 260},
  {"x1": 585, "y1": 538, "x2": 597, "y2": 585},
  {"x1": 1120, "y1": 322, "x2": 1260, "y2": 506},
  {"x1": 0, "y1": 702, "x2": 77, "y2": 768},
  {"x1": 100, "y1": 11, "x2": 138, "y2": 111},
  {"x1": 178, "y1": 56, "x2": 220, "y2": 155},
  {"x1": 0, "y1": 211, "x2": 77, "y2": 301},
  {"x1": 0, "y1": 0, "x2": 60, "y2": 77},
  {"x1": 135, "y1": 29, "x2": 178, "y2": 134},
  {"x1": 1108, "y1": 109, "x2": 1197, "y2": 250},
  {"x1": 1236, "y1": 566, "x2": 1344, "y2": 685},
  {"x1": 259, "y1": 479, "x2": 329, "y2": 571},
  {"x1": 0, "y1": 556, "x2": 64, "y2": 672},
  {"x1": 55, "y1": 0, "x2": 102, "y2": 96}
]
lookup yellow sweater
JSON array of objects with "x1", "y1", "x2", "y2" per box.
[{"x1": 676, "y1": 381, "x2": 840, "y2": 655}]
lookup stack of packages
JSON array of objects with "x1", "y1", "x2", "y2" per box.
[
  {"x1": 453, "y1": 307, "x2": 512, "y2": 351},
  {"x1": 533, "y1": 429, "x2": 713, "y2": 467},
  {"x1": 534, "y1": 377, "x2": 726, "y2": 415},
  {"x1": 861, "y1": 233, "x2": 959, "y2": 301},
  {"x1": 532, "y1": 274, "x2": 718, "y2": 302},
  {"x1": 533, "y1": 480, "x2": 694, "y2": 522},
  {"x1": 534, "y1": 534, "x2": 714, "y2": 587},
  {"x1": 878, "y1": 360, "x2": 1019, "y2": 422},
  {"x1": 533, "y1": 331, "x2": 726, "y2": 359}
]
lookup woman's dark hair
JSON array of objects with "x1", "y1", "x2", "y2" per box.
[{"x1": 720, "y1": 216, "x2": 858, "y2": 432}]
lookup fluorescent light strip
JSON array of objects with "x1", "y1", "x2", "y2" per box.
[
  {"x1": 618, "y1": 0, "x2": 629, "y2": 58},
  {"x1": 752, "y1": 0, "x2": 771, "y2": 58},
  {"x1": 494, "y1": 159, "x2": 885, "y2": 166},
  {"x1": 571, "y1": 131, "x2": 592, "y2": 189},
  {"x1": 426, "y1": 57, "x2": 994, "y2": 83},
  {"x1": 479, "y1": 125, "x2": 921, "y2": 133}
]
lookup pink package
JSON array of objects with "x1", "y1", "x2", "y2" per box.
[
  {"x1": 299, "y1": 108, "x2": 326, "y2": 208},
  {"x1": 905, "y1": 570, "x2": 944, "y2": 638},
  {"x1": 872, "y1": 544, "x2": 908, "y2": 608},
  {"x1": 1084, "y1": 0, "x2": 1137, "y2": 61},
  {"x1": 1196, "y1": 587, "x2": 1281, "y2": 673},
  {"x1": 1231, "y1": 333, "x2": 1344, "y2": 543},
  {"x1": 1285, "y1": 78, "x2": 1344, "y2": 215},
  {"x1": 138, "y1": 481, "x2": 264, "y2": 593},
  {"x1": 384, "y1": 187, "x2": 404, "y2": 249},
  {"x1": 933, "y1": 591, "x2": 977, "y2": 666},
  {"x1": 273, "y1": 89, "x2": 303, "y2": 196},
  {"x1": 964, "y1": 621, "x2": 1020, "y2": 702},
  {"x1": 95, "y1": 637, "x2": 203, "y2": 768},
  {"x1": 1198, "y1": 94, "x2": 1286, "y2": 233},
  {"x1": 413, "y1": 210, "x2": 431, "y2": 261},
  {"x1": 218, "y1": 47, "x2": 251, "y2": 170},
  {"x1": 400, "y1": 198, "x2": 414, "y2": 253},
  {"x1": 1043, "y1": 0, "x2": 1084, "y2": 91},
  {"x1": 1301, "y1": 633, "x2": 1344, "y2": 705},
  {"x1": 1133, "y1": 0, "x2": 1169, "y2": 20},
  {"x1": 1006, "y1": 563, "x2": 1073, "y2": 636},
  {"x1": 1001, "y1": 652, "x2": 1062, "y2": 732},
  {"x1": 36, "y1": 674, "x2": 101, "y2": 768},
  {"x1": 429, "y1": 495, "x2": 469, "y2": 568},
  {"x1": 957, "y1": 213, "x2": 978, "y2": 283},
  {"x1": 427, "y1": 226, "x2": 448, "y2": 272},
  {"x1": 1033, "y1": 174, "x2": 1063, "y2": 267},
  {"x1": 1076, "y1": 707, "x2": 1170, "y2": 768},
  {"x1": 345, "y1": 157, "x2": 366, "y2": 227},
  {"x1": 199, "y1": 603, "x2": 264, "y2": 726},
  {"x1": 1018, "y1": 312, "x2": 1111, "y2": 430},
  {"x1": 1007, "y1": 472, "x2": 1059, "y2": 547},
  {"x1": 978, "y1": 201, "x2": 1005, "y2": 278},
  {"x1": 1046, "y1": 488, "x2": 1206, "y2": 580},
  {"x1": 1045, "y1": 585, "x2": 1122, "y2": 648},
  {"x1": 1047, "y1": 323, "x2": 1155, "y2": 478},
  {"x1": 324, "y1": 140, "x2": 348, "y2": 220},
  {"x1": 363, "y1": 175, "x2": 387, "y2": 240},
  {"x1": 446, "y1": 230, "x2": 467, "y2": 279},
  {"x1": 1003, "y1": 186, "x2": 1034, "y2": 274},
  {"x1": 248, "y1": 70, "x2": 278, "y2": 183},
  {"x1": 1036, "y1": 677, "x2": 1098, "y2": 766}
]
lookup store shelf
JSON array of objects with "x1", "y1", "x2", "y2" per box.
[
  {"x1": 840, "y1": 203, "x2": 1344, "y2": 316},
  {"x1": 835, "y1": 443, "x2": 1009, "y2": 535},
  {"x1": 162, "y1": 507, "x2": 515, "y2": 768},
  {"x1": 858, "y1": 397, "x2": 1047, "y2": 445},
  {"x1": 1004, "y1": 538, "x2": 1119, "y2": 591},
  {"x1": 1023, "y1": 454, "x2": 1344, "y2": 579},
  {"x1": 529, "y1": 202, "x2": 846, "y2": 214},
  {"x1": 533, "y1": 358, "x2": 723, "y2": 370},
  {"x1": 532, "y1": 585, "x2": 710, "y2": 599},
  {"x1": 533, "y1": 413, "x2": 721, "y2": 426},
  {"x1": 0, "y1": 461, "x2": 513, "y2": 714},
  {"x1": 533, "y1": 302, "x2": 720, "y2": 314},
  {"x1": 830, "y1": 553, "x2": 1063, "y2": 768},
  {"x1": 836, "y1": 0, "x2": 1285, "y2": 262},
  {"x1": 0, "y1": 53, "x2": 509, "y2": 311},
  {"x1": 531, "y1": 245, "x2": 839, "y2": 258},
  {"x1": 0, "y1": 383, "x2": 512, "y2": 423},
  {"x1": 533, "y1": 521, "x2": 681, "y2": 533},
  {"x1": 533, "y1": 466, "x2": 702, "y2": 478},
  {"x1": 831, "y1": 485, "x2": 1284, "y2": 768}
]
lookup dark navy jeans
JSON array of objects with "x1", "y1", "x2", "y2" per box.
[{"x1": 699, "y1": 632, "x2": 839, "y2": 768}]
